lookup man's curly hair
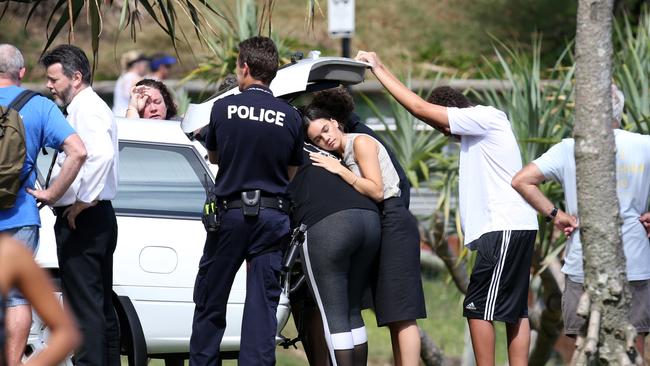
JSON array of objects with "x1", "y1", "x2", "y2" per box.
[{"x1": 427, "y1": 86, "x2": 473, "y2": 108}]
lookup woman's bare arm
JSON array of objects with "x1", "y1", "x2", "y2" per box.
[
  {"x1": 6, "y1": 240, "x2": 79, "y2": 366},
  {"x1": 349, "y1": 135, "x2": 385, "y2": 201},
  {"x1": 309, "y1": 135, "x2": 385, "y2": 202}
]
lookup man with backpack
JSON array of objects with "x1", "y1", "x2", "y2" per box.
[{"x1": 0, "y1": 44, "x2": 86, "y2": 366}]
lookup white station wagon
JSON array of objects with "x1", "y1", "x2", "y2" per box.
[{"x1": 27, "y1": 54, "x2": 369, "y2": 365}]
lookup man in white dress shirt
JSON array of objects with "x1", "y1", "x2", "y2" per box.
[{"x1": 40, "y1": 44, "x2": 120, "y2": 366}]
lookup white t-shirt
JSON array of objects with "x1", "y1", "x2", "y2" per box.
[
  {"x1": 448, "y1": 105, "x2": 538, "y2": 247},
  {"x1": 112, "y1": 71, "x2": 140, "y2": 117},
  {"x1": 533, "y1": 129, "x2": 650, "y2": 282}
]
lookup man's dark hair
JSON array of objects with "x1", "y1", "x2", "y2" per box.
[
  {"x1": 427, "y1": 86, "x2": 473, "y2": 108},
  {"x1": 40, "y1": 44, "x2": 91, "y2": 85},
  {"x1": 237, "y1": 36, "x2": 278, "y2": 85},
  {"x1": 135, "y1": 78, "x2": 177, "y2": 120}
]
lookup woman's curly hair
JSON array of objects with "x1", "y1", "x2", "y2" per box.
[
  {"x1": 135, "y1": 78, "x2": 178, "y2": 120},
  {"x1": 300, "y1": 86, "x2": 356, "y2": 134}
]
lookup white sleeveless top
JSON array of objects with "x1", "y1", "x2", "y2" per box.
[{"x1": 343, "y1": 133, "x2": 401, "y2": 199}]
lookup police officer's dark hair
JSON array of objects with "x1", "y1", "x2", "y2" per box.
[
  {"x1": 40, "y1": 44, "x2": 91, "y2": 85},
  {"x1": 426, "y1": 86, "x2": 473, "y2": 108},
  {"x1": 135, "y1": 78, "x2": 177, "y2": 120},
  {"x1": 237, "y1": 36, "x2": 278, "y2": 85}
]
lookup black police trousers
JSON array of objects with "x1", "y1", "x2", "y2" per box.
[
  {"x1": 190, "y1": 207, "x2": 288, "y2": 366},
  {"x1": 54, "y1": 201, "x2": 120, "y2": 366}
]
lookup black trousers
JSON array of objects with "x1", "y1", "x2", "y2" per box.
[
  {"x1": 54, "y1": 201, "x2": 120, "y2": 366},
  {"x1": 190, "y1": 207, "x2": 288, "y2": 366}
]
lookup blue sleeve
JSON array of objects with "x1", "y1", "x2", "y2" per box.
[{"x1": 41, "y1": 98, "x2": 75, "y2": 150}]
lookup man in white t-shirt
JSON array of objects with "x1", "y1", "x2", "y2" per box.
[
  {"x1": 512, "y1": 86, "x2": 650, "y2": 354},
  {"x1": 356, "y1": 51, "x2": 538, "y2": 366}
]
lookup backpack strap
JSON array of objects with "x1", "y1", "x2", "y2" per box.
[
  {"x1": 0, "y1": 89, "x2": 39, "y2": 120},
  {"x1": 8, "y1": 90, "x2": 39, "y2": 113},
  {"x1": 44, "y1": 150, "x2": 59, "y2": 189},
  {"x1": 37, "y1": 149, "x2": 59, "y2": 210}
]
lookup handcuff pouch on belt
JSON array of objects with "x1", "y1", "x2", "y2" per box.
[
  {"x1": 241, "y1": 190, "x2": 261, "y2": 217},
  {"x1": 202, "y1": 174, "x2": 220, "y2": 232}
]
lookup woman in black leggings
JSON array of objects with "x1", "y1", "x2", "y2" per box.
[
  {"x1": 288, "y1": 143, "x2": 381, "y2": 366},
  {"x1": 302, "y1": 89, "x2": 426, "y2": 366}
]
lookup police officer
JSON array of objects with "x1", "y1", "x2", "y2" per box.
[{"x1": 189, "y1": 36, "x2": 303, "y2": 366}]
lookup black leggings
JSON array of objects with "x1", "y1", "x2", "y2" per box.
[{"x1": 300, "y1": 209, "x2": 381, "y2": 363}]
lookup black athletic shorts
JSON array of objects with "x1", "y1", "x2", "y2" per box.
[{"x1": 463, "y1": 230, "x2": 537, "y2": 323}]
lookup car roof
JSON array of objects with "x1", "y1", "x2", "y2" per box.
[
  {"x1": 180, "y1": 55, "x2": 369, "y2": 133},
  {"x1": 116, "y1": 117, "x2": 192, "y2": 145}
]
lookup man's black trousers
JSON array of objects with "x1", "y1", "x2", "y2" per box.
[{"x1": 54, "y1": 201, "x2": 120, "y2": 366}]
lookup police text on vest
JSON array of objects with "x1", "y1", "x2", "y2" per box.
[{"x1": 227, "y1": 105, "x2": 285, "y2": 126}]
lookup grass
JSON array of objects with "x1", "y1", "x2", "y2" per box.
[
  {"x1": 121, "y1": 276, "x2": 509, "y2": 366},
  {"x1": 361, "y1": 275, "x2": 508, "y2": 365},
  {"x1": 248, "y1": 275, "x2": 508, "y2": 365}
]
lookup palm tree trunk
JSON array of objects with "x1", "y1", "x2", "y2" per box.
[
  {"x1": 419, "y1": 328, "x2": 445, "y2": 366},
  {"x1": 419, "y1": 222, "x2": 469, "y2": 294},
  {"x1": 529, "y1": 257, "x2": 564, "y2": 366},
  {"x1": 573, "y1": 0, "x2": 640, "y2": 363}
]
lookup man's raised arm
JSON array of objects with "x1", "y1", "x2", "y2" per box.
[{"x1": 355, "y1": 51, "x2": 450, "y2": 134}]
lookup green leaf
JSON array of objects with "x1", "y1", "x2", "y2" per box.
[
  {"x1": 42, "y1": 0, "x2": 84, "y2": 56},
  {"x1": 88, "y1": 0, "x2": 102, "y2": 81}
]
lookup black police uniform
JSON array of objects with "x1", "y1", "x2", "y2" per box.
[{"x1": 190, "y1": 84, "x2": 303, "y2": 366}]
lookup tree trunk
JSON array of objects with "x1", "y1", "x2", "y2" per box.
[
  {"x1": 528, "y1": 257, "x2": 564, "y2": 366},
  {"x1": 573, "y1": 0, "x2": 639, "y2": 364},
  {"x1": 419, "y1": 328, "x2": 445, "y2": 366},
  {"x1": 419, "y1": 222, "x2": 469, "y2": 294}
]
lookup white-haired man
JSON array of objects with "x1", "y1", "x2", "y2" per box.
[{"x1": 512, "y1": 85, "x2": 650, "y2": 355}]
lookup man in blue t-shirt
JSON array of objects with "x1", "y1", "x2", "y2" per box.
[
  {"x1": 190, "y1": 37, "x2": 303, "y2": 366},
  {"x1": 0, "y1": 44, "x2": 86, "y2": 366}
]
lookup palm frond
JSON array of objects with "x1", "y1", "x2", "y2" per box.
[
  {"x1": 3, "y1": 0, "x2": 316, "y2": 77},
  {"x1": 613, "y1": 7, "x2": 650, "y2": 134}
]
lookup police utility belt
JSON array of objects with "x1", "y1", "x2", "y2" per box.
[
  {"x1": 202, "y1": 184, "x2": 289, "y2": 232},
  {"x1": 221, "y1": 191, "x2": 289, "y2": 216}
]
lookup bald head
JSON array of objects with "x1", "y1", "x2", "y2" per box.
[{"x1": 0, "y1": 44, "x2": 25, "y2": 82}]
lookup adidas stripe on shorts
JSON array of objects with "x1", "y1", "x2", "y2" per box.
[{"x1": 463, "y1": 230, "x2": 537, "y2": 323}]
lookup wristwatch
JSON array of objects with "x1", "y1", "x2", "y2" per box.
[{"x1": 546, "y1": 207, "x2": 558, "y2": 222}]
